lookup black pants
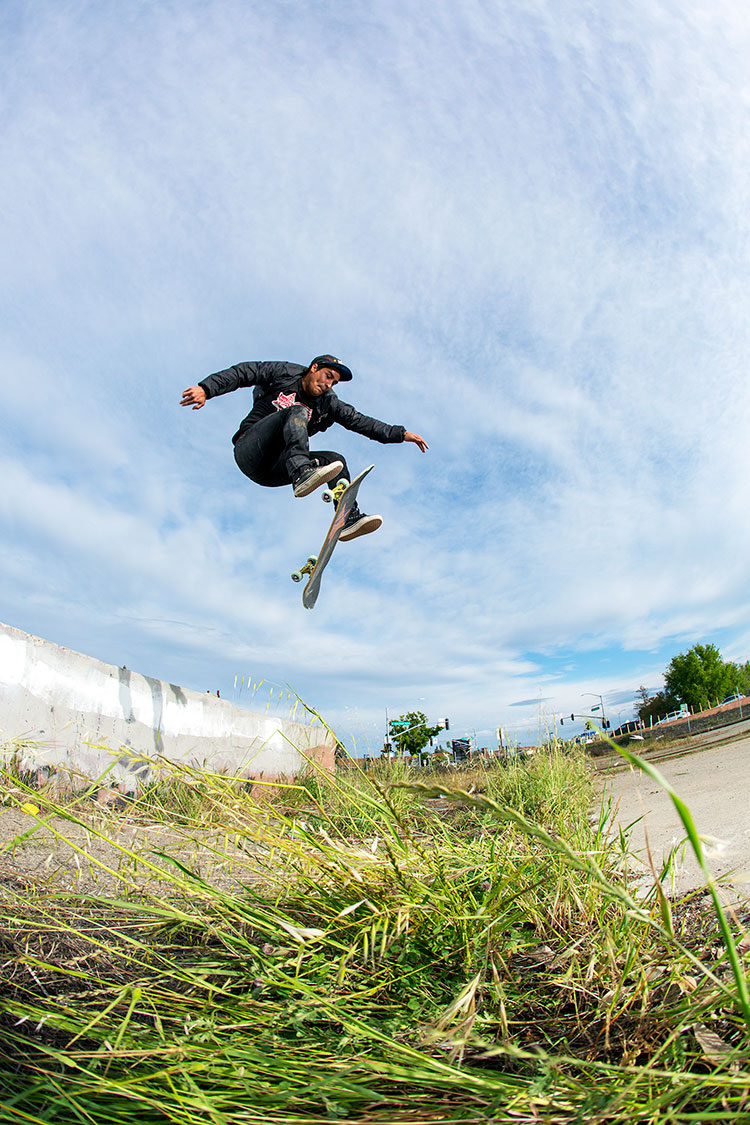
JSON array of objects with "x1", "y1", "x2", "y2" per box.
[{"x1": 233, "y1": 406, "x2": 350, "y2": 488}]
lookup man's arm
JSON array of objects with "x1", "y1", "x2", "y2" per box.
[
  {"x1": 180, "y1": 360, "x2": 304, "y2": 410},
  {"x1": 199, "y1": 361, "x2": 266, "y2": 400},
  {"x1": 180, "y1": 364, "x2": 258, "y2": 410},
  {"x1": 329, "y1": 400, "x2": 429, "y2": 451},
  {"x1": 180, "y1": 361, "x2": 275, "y2": 411}
]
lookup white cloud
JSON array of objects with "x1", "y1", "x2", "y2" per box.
[{"x1": 2, "y1": 0, "x2": 750, "y2": 750}]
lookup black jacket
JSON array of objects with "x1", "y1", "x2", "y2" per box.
[{"x1": 199, "y1": 361, "x2": 406, "y2": 446}]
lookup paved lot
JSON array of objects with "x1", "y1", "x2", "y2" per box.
[{"x1": 600, "y1": 732, "x2": 750, "y2": 899}]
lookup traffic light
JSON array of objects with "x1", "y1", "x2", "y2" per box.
[
  {"x1": 571, "y1": 713, "x2": 575, "y2": 722},
  {"x1": 603, "y1": 719, "x2": 610, "y2": 730},
  {"x1": 444, "y1": 717, "x2": 450, "y2": 730}
]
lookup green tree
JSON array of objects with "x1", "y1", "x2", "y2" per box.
[
  {"x1": 736, "y1": 662, "x2": 750, "y2": 696},
  {"x1": 664, "y1": 643, "x2": 735, "y2": 711},
  {"x1": 389, "y1": 711, "x2": 442, "y2": 757}
]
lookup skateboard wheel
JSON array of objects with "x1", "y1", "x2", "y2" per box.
[
  {"x1": 291, "y1": 571, "x2": 303, "y2": 583},
  {"x1": 321, "y1": 489, "x2": 334, "y2": 503},
  {"x1": 339, "y1": 479, "x2": 350, "y2": 489},
  {"x1": 307, "y1": 555, "x2": 317, "y2": 566}
]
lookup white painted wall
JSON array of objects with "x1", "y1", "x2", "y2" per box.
[{"x1": 0, "y1": 621, "x2": 334, "y2": 788}]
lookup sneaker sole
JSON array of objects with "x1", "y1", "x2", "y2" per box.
[
  {"x1": 293, "y1": 461, "x2": 344, "y2": 497},
  {"x1": 339, "y1": 514, "x2": 383, "y2": 541}
]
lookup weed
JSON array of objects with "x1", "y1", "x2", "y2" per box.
[{"x1": 0, "y1": 745, "x2": 749, "y2": 1122}]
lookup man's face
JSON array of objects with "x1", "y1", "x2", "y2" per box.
[{"x1": 302, "y1": 364, "x2": 340, "y2": 397}]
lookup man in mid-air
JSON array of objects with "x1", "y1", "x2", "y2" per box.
[{"x1": 180, "y1": 354, "x2": 428, "y2": 540}]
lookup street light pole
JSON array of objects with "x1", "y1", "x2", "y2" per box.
[{"x1": 581, "y1": 692, "x2": 607, "y2": 729}]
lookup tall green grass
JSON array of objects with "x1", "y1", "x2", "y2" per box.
[{"x1": 1, "y1": 746, "x2": 749, "y2": 1123}]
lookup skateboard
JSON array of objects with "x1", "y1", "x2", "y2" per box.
[{"x1": 291, "y1": 464, "x2": 374, "y2": 610}]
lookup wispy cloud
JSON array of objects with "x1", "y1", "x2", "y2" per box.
[{"x1": 2, "y1": 0, "x2": 750, "y2": 751}]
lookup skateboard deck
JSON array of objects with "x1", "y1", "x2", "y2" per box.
[{"x1": 291, "y1": 464, "x2": 374, "y2": 610}]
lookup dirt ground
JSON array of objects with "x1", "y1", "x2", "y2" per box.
[
  {"x1": 0, "y1": 795, "x2": 266, "y2": 899},
  {"x1": 599, "y1": 730, "x2": 750, "y2": 900},
  {"x1": 4, "y1": 728, "x2": 750, "y2": 904}
]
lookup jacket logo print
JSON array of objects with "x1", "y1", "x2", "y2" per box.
[{"x1": 272, "y1": 391, "x2": 312, "y2": 421}]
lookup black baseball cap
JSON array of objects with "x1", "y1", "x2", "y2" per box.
[{"x1": 310, "y1": 354, "x2": 353, "y2": 381}]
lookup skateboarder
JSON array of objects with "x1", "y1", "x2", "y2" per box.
[{"x1": 180, "y1": 355, "x2": 428, "y2": 540}]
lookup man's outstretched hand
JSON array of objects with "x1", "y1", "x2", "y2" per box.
[
  {"x1": 404, "y1": 431, "x2": 429, "y2": 453},
  {"x1": 180, "y1": 386, "x2": 206, "y2": 410}
]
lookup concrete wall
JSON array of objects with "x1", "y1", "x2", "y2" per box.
[{"x1": 0, "y1": 621, "x2": 334, "y2": 789}]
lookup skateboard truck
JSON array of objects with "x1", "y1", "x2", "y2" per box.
[
  {"x1": 321, "y1": 479, "x2": 349, "y2": 504},
  {"x1": 291, "y1": 555, "x2": 317, "y2": 584}
]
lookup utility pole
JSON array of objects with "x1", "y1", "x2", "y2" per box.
[{"x1": 581, "y1": 692, "x2": 609, "y2": 730}]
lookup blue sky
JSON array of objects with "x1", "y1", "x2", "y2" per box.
[{"x1": 2, "y1": 0, "x2": 750, "y2": 753}]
